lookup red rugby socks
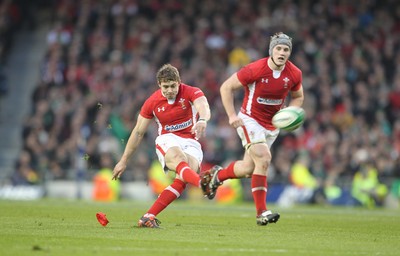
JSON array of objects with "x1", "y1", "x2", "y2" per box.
[{"x1": 147, "y1": 179, "x2": 186, "y2": 216}]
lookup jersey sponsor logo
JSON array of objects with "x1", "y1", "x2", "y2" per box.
[
  {"x1": 261, "y1": 78, "x2": 268, "y2": 83},
  {"x1": 158, "y1": 106, "x2": 166, "y2": 112},
  {"x1": 256, "y1": 97, "x2": 282, "y2": 105},
  {"x1": 165, "y1": 119, "x2": 193, "y2": 132}
]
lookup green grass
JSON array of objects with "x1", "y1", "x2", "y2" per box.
[{"x1": 1, "y1": 199, "x2": 399, "y2": 256}]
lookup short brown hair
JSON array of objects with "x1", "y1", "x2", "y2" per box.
[{"x1": 156, "y1": 64, "x2": 181, "y2": 84}]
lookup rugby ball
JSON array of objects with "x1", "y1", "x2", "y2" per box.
[{"x1": 272, "y1": 106, "x2": 305, "y2": 131}]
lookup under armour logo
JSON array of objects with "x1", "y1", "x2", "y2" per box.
[
  {"x1": 158, "y1": 107, "x2": 165, "y2": 112},
  {"x1": 261, "y1": 78, "x2": 268, "y2": 83}
]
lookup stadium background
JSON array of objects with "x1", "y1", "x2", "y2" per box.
[{"x1": 0, "y1": 0, "x2": 399, "y2": 207}]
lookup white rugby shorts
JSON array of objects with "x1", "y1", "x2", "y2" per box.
[
  {"x1": 236, "y1": 112, "x2": 279, "y2": 149},
  {"x1": 155, "y1": 133, "x2": 203, "y2": 172}
]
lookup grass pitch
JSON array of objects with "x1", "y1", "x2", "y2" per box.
[{"x1": 1, "y1": 199, "x2": 399, "y2": 256}]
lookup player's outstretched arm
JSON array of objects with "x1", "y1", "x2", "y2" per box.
[
  {"x1": 192, "y1": 96, "x2": 211, "y2": 139},
  {"x1": 112, "y1": 115, "x2": 151, "y2": 180},
  {"x1": 220, "y1": 73, "x2": 244, "y2": 128},
  {"x1": 289, "y1": 86, "x2": 304, "y2": 108}
]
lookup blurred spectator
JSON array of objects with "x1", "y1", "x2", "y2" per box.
[
  {"x1": 387, "y1": 158, "x2": 400, "y2": 208},
  {"x1": 323, "y1": 173, "x2": 344, "y2": 205},
  {"x1": 148, "y1": 159, "x2": 174, "y2": 196},
  {"x1": 386, "y1": 75, "x2": 400, "y2": 126},
  {"x1": 11, "y1": 150, "x2": 39, "y2": 186},
  {"x1": 351, "y1": 150, "x2": 388, "y2": 208},
  {"x1": 92, "y1": 152, "x2": 120, "y2": 201},
  {"x1": 277, "y1": 152, "x2": 324, "y2": 207}
]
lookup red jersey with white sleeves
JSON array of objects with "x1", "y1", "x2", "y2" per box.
[
  {"x1": 237, "y1": 57, "x2": 302, "y2": 130},
  {"x1": 140, "y1": 83, "x2": 205, "y2": 139}
]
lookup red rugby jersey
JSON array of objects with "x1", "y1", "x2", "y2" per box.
[
  {"x1": 237, "y1": 57, "x2": 302, "y2": 130},
  {"x1": 140, "y1": 83, "x2": 205, "y2": 139}
]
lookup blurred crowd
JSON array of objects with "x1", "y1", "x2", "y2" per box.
[
  {"x1": 0, "y1": 0, "x2": 41, "y2": 97},
  {"x1": 8, "y1": 0, "x2": 400, "y2": 205},
  {"x1": 0, "y1": 0, "x2": 22, "y2": 97}
]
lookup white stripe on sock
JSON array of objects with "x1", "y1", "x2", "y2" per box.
[
  {"x1": 179, "y1": 166, "x2": 190, "y2": 180},
  {"x1": 166, "y1": 185, "x2": 181, "y2": 198},
  {"x1": 251, "y1": 186, "x2": 267, "y2": 192}
]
